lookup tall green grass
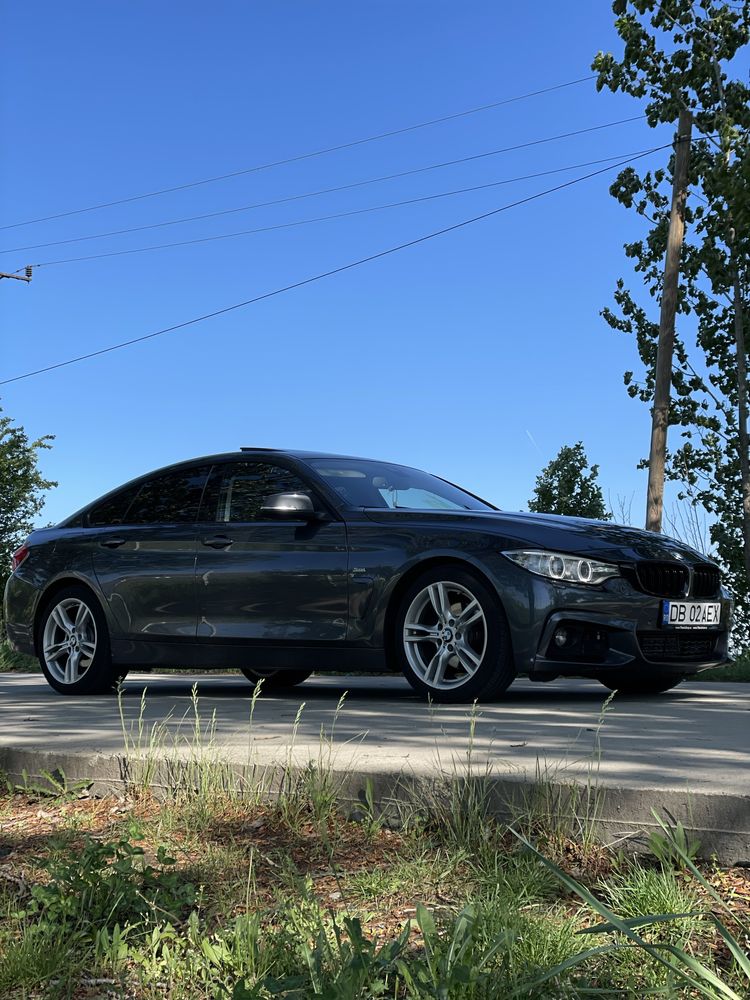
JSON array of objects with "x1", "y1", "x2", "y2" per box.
[
  {"x1": 0, "y1": 639, "x2": 37, "y2": 672},
  {"x1": 701, "y1": 652, "x2": 750, "y2": 682}
]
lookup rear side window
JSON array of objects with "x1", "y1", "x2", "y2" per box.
[
  {"x1": 202, "y1": 462, "x2": 314, "y2": 523},
  {"x1": 87, "y1": 483, "x2": 142, "y2": 527},
  {"x1": 124, "y1": 465, "x2": 211, "y2": 525}
]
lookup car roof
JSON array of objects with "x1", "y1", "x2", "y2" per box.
[
  {"x1": 162, "y1": 449, "x2": 403, "y2": 467},
  {"x1": 243, "y1": 448, "x2": 385, "y2": 461}
]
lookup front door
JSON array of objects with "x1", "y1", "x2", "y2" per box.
[{"x1": 195, "y1": 460, "x2": 349, "y2": 641}]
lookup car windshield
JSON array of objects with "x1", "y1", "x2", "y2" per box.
[{"x1": 308, "y1": 458, "x2": 495, "y2": 511}]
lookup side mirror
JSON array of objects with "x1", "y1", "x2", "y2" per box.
[{"x1": 260, "y1": 492, "x2": 322, "y2": 520}]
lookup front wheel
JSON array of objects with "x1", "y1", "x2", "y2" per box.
[
  {"x1": 597, "y1": 671, "x2": 685, "y2": 695},
  {"x1": 394, "y1": 566, "x2": 515, "y2": 703},
  {"x1": 240, "y1": 668, "x2": 312, "y2": 691},
  {"x1": 38, "y1": 585, "x2": 120, "y2": 695}
]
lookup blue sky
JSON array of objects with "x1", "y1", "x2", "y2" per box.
[{"x1": 2, "y1": 2, "x2": 681, "y2": 525}]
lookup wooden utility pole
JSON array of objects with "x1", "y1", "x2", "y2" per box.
[
  {"x1": 0, "y1": 267, "x2": 32, "y2": 283},
  {"x1": 645, "y1": 108, "x2": 692, "y2": 533}
]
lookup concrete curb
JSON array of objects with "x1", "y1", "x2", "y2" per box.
[{"x1": 2, "y1": 743, "x2": 749, "y2": 864}]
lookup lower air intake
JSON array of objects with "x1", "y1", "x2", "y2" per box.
[{"x1": 637, "y1": 630, "x2": 719, "y2": 662}]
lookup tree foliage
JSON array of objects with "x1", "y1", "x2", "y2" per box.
[
  {"x1": 594, "y1": 0, "x2": 750, "y2": 636},
  {"x1": 529, "y1": 442, "x2": 610, "y2": 520},
  {"x1": 0, "y1": 405, "x2": 56, "y2": 616}
]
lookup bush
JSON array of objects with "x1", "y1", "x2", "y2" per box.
[{"x1": 30, "y1": 828, "x2": 196, "y2": 931}]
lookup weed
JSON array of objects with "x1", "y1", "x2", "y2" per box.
[
  {"x1": 424, "y1": 703, "x2": 502, "y2": 855},
  {"x1": 118, "y1": 684, "x2": 171, "y2": 794},
  {"x1": 467, "y1": 846, "x2": 561, "y2": 908},
  {"x1": 29, "y1": 826, "x2": 196, "y2": 931},
  {"x1": 0, "y1": 640, "x2": 37, "y2": 673},
  {"x1": 699, "y1": 654, "x2": 750, "y2": 682},
  {"x1": 397, "y1": 902, "x2": 511, "y2": 999},
  {"x1": 346, "y1": 849, "x2": 463, "y2": 907},
  {"x1": 273, "y1": 692, "x2": 353, "y2": 833},
  {"x1": 353, "y1": 776, "x2": 386, "y2": 839},
  {"x1": 648, "y1": 809, "x2": 702, "y2": 870},
  {"x1": 235, "y1": 913, "x2": 410, "y2": 999},
  {"x1": 0, "y1": 921, "x2": 84, "y2": 998},
  {"x1": 10, "y1": 766, "x2": 91, "y2": 801},
  {"x1": 507, "y1": 693, "x2": 615, "y2": 852},
  {"x1": 512, "y1": 819, "x2": 750, "y2": 1000},
  {"x1": 602, "y1": 864, "x2": 702, "y2": 942},
  {"x1": 94, "y1": 911, "x2": 272, "y2": 997}
]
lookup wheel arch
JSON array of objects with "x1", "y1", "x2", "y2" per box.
[
  {"x1": 33, "y1": 576, "x2": 108, "y2": 653},
  {"x1": 382, "y1": 556, "x2": 510, "y2": 669}
]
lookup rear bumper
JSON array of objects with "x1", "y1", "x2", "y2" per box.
[
  {"x1": 3, "y1": 574, "x2": 39, "y2": 657},
  {"x1": 4, "y1": 624, "x2": 35, "y2": 657}
]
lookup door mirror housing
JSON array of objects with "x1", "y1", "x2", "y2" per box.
[{"x1": 260, "y1": 493, "x2": 322, "y2": 520}]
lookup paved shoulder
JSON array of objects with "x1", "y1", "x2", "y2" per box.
[{"x1": 1, "y1": 672, "x2": 749, "y2": 860}]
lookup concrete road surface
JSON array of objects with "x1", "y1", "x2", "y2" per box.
[{"x1": 1, "y1": 672, "x2": 749, "y2": 860}]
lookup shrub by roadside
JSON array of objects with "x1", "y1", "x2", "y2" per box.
[
  {"x1": 0, "y1": 639, "x2": 37, "y2": 672},
  {"x1": 701, "y1": 652, "x2": 750, "y2": 682}
]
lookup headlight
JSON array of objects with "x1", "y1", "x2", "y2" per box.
[{"x1": 502, "y1": 549, "x2": 620, "y2": 586}]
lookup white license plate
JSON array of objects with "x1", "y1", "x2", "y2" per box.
[{"x1": 662, "y1": 600, "x2": 721, "y2": 629}]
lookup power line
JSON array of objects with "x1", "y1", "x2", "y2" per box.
[
  {"x1": 0, "y1": 75, "x2": 597, "y2": 233},
  {"x1": 1, "y1": 147, "x2": 660, "y2": 387},
  {"x1": 0, "y1": 115, "x2": 646, "y2": 255},
  {"x1": 27, "y1": 146, "x2": 667, "y2": 269}
]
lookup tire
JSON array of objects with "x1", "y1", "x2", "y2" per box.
[
  {"x1": 394, "y1": 566, "x2": 515, "y2": 703},
  {"x1": 37, "y1": 585, "x2": 121, "y2": 695},
  {"x1": 240, "y1": 668, "x2": 312, "y2": 691},
  {"x1": 597, "y1": 671, "x2": 685, "y2": 695}
]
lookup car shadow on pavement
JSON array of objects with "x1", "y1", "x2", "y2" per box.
[{"x1": 114, "y1": 674, "x2": 701, "y2": 706}]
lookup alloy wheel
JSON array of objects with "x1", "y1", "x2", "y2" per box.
[
  {"x1": 402, "y1": 580, "x2": 487, "y2": 690},
  {"x1": 42, "y1": 597, "x2": 98, "y2": 686}
]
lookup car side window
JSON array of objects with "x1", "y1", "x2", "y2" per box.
[
  {"x1": 87, "y1": 483, "x2": 142, "y2": 527},
  {"x1": 202, "y1": 462, "x2": 314, "y2": 523},
  {"x1": 124, "y1": 465, "x2": 212, "y2": 525},
  {"x1": 377, "y1": 486, "x2": 461, "y2": 510}
]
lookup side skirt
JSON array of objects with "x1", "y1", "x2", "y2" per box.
[{"x1": 110, "y1": 638, "x2": 388, "y2": 672}]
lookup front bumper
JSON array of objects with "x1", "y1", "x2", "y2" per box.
[
  {"x1": 530, "y1": 607, "x2": 730, "y2": 679},
  {"x1": 493, "y1": 568, "x2": 733, "y2": 679}
]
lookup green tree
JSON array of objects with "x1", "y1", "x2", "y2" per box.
[
  {"x1": 529, "y1": 442, "x2": 610, "y2": 520},
  {"x1": 594, "y1": 0, "x2": 750, "y2": 637},
  {"x1": 0, "y1": 405, "x2": 56, "y2": 618}
]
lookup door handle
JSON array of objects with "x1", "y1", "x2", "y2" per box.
[
  {"x1": 99, "y1": 537, "x2": 126, "y2": 549},
  {"x1": 201, "y1": 535, "x2": 233, "y2": 549}
]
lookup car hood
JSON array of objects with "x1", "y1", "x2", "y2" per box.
[{"x1": 361, "y1": 508, "x2": 712, "y2": 564}]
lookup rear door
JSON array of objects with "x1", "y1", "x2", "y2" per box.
[
  {"x1": 195, "y1": 460, "x2": 349, "y2": 641},
  {"x1": 91, "y1": 464, "x2": 211, "y2": 638}
]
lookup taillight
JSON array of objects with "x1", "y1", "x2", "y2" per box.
[{"x1": 10, "y1": 544, "x2": 29, "y2": 571}]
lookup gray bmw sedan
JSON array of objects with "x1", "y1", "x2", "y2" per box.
[{"x1": 3, "y1": 449, "x2": 733, "y2": 701}]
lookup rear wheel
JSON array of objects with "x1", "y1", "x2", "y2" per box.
[
  {"x1": 240, "y1": 668, "x2": 312, "y2": 690},
  {"x1": 597, "y1": 671, "x2": 685, "y2": 695},
  {"x1": 394, "y1": 566, "x2": 515, "y2": 703},
  {"x1": 37, "y1": 585, "x2": 121, "y2": 695}
]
